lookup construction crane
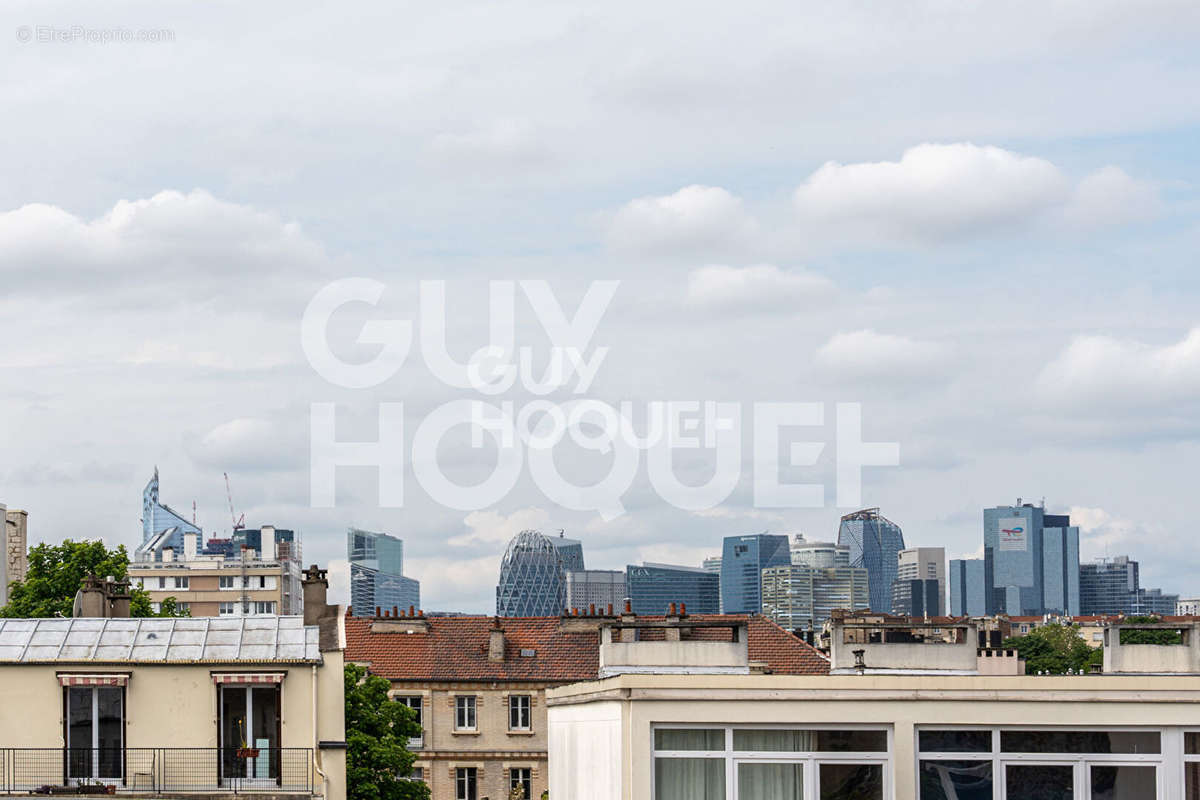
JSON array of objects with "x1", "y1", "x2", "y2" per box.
[{"x1": 224, "y1": 472, "x2": 246, "y2": 534}]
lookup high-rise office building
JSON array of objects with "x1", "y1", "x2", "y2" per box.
[
  {"x1": 790, "y1": 537, "x2": 851, "y2": 569},
  {"x1": 348, "y1": 528, "x2": 420, "y2": 615},
  {"x1": 984, "y1": 501, "x2": 1079, "y2": 616},
  {"x1": 1080, "y1": 556, "x2": 1177, "y2": 616},
  {"x1": 949, "y1": 558, "x2": 987, "y2": 617},
  {"x1": 761, "y1": 564, "x2": 870, "y2": 631},
  {"x1": 495, "y1": 530, "x2": 585, "y2": 616},
  {"x1": 891, "y1": 547, "x2": 945, "y2": 616},
  {"x1": 626, "y1": 562, "x2": 719, "y2": 615},
  {"x1": 837, "y1": 508, "x2": 906, "y2": 613},
  {"x1": 565, "y1": 569, "x2": 626, "y2": 612},
  {"x1": 720, "y1": 534, "x2": 791, "y2": 614},
  {"x1": 140, "y1": 468, "x2": 203, "y2": 556}
]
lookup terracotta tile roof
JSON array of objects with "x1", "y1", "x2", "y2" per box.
[{"x1": 345, "y1": 613, "x2": 829, "y2": 683}]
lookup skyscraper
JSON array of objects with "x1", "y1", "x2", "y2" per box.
[
  {"x1": 891, "y1": 547, "x2": 945, "y2": 616},
  {"x1": 565, "y1": 569, "x2": 626, "y2": 612},
  {"x1": 140, "y1": 468, "x2": 202, "y2": 556},
  {"x1": 720, "y1": 534, "x2": 791, "y2": 614},
  {"x1": 1080, "y1": 555, "x2": 1178, "y2": 616},
  {"x1": 495, "y1": 530, "x2": 585, "y2": 616},
  {"x1": 837, "y1": 508, "x2": 905, "y2": 613},
  {"x1": 949, "y1": 559, "x2": 987, "y2": 617},
  {"x1": 626, "y1": 563, "x2": 719, "y2": 615},
  {"x1": 790, "y1": 537, "x2": 851, "y2": 569},
  {"x1": 984, "y1": 501, "x2": 1080, "y2": 616},
  {"x1": 348, "y1": 528, "x2": 420, "y2": 615},
  {"x1": 761, "y1": 563, "x2": 870, "y2": 631}
]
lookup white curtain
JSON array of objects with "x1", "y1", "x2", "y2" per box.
[
  {"x1": 738, "y1": 762, "x2": 804, "y2": 800},
  {"x1": 655, "y1": 758, "x2": 725, "y2": 800},
  {"x1": 733, "y1": 730, "x2": 819, "y2": 752}
]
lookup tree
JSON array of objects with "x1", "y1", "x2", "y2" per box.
[
  {"x1": 0, "y1": 539, "x2": 187, "y2": 618},
  {"x1": 345, "y1": 663, "x2": 429, "y2": 800},
  {"x1": 1003, "y1": 623, "x2": 1102, "y2": 675}
]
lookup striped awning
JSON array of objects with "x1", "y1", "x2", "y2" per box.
[
  {"x1": 211, "y1": 672, "x2": 285, "y2": 684},
  {"x1": 57, "y1": 673, "x2": 129, "y2": 687}
]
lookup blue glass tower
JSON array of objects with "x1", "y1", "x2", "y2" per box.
[
  {"x1": 984, "y1": 501, "x2": 1079, "y2": 616},
  {"x1": 139, "y1": 469, "x2": 202, "y2": 558},
  {"x1": 495, "y1": 530, "x2": 585, "y2": 616},
  {"x1": 626, "y1": 563, "x2": 720, "y2": 615},
  {"x1": 837, "y1": 509, "x2": 905, "y2": 613},
  {"x1": 348, "y1": 528, "x2": 420, "y2": 614},
  {"x1": 949, "y1": 558, "x2": 987, "y2": 616},
  {"x1": 720, "y1": 534, "x2": 791, "y2": 614}
]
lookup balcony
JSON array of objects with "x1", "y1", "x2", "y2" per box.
[{"x1": 0, "y1": 748, "x2": 314, "y2": 795}]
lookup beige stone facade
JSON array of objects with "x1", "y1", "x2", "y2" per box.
[
  {"x1": 386, "y1": 681, "x2": 550, "y2": 800},
  {"x1": 129, "y1": 559, "x2": 294, "y2": 617},
  {"x1": 0, "y1": 503, "x2": 28, "y2": 607}
]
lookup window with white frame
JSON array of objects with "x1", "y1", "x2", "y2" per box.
[
  {"x1": 455, "y1": 767, "x2": 477, "y2": 800},
  {"x1": 454, "y1": 696, "x2": 476, "y2": 730},
  {"x1": 253, "y1": 601, "x2": 275, "y2": 614},
  {"x1": 218, "y1": 602, "x2": 235, "y2": 615},
  {"x1": 509, "y1": 767, "x2": 532, "y2": 799},
  {"x1": 509, "y1": 694, "x2": 531, "y2": 731},
  {"x1": 395, "y1": 696, "x2": 423, "y2": 748},
  {"x1": 651, "y1": 725, "x2": 889, "y2": 800},
  {"x1": 157, "y1": 577, "x2": 166, "y2": 589},
  {"x1": 917, "y1": 727, "x2": 1164, "y2": 800},
  {"x1": 1186, "y1": 732, "x2": 1200, "y2": 798},
  {"x1": 219, "y1": 576, "x2": 235, "y2": 589},
  {"x1": 174, "y1": 576, "x2": 189, "y2": 589}
]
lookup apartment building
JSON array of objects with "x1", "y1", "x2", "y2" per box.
[
  {"x1": 130, "y1": 528, "x2": 302, "y2": 617},
  {"x1": 549, "y1": 616, "x2": 1200, "y2": 800},
  {"x1": 345, "y1": 608, "x2": 828, "y2": 800},
  {"x1": 0, "y1": 567, "x2": 345, "y2": 800}
]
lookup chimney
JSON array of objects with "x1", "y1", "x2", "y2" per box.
[
  {"x1": 183, "y1": 532, "x2": 198, "y2": 561},
  {"x1": 72, "y1": 575, "x2": 132, "y2": 618},
  {"x1": 105, "y1": 577, "x2": 132, "y2": 618},
  {"x1": 488, "y1": 617, "x2": 506, "y2": 662},
  {"x1": 302, "y1": 564, "x2": 330, "y2": 625},
  {"x1": 161, "y1": 547, "x2": 174, "y2": 563},
  {"x1": 261, "y1": 526, "x2": 276, "y2": 561}
]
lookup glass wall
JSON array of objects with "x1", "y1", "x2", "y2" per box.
[
  {"x1": 652, "y1": 726, "x2": 890, "y2": 800},
  {"x1": 918, "y1": 727, "x2": 1171, "y2": 800}
]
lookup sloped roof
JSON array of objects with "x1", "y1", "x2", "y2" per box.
[
  {"x1": 0, "y1": 616, "x2": 321, "y2": 663},
  {"x1": 345, "y1": 613, "x2": 829, "y2": 682}
]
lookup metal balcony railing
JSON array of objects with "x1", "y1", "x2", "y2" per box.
[{"x1": 0, "y1": 748, "x2": 313, "y2": 794}]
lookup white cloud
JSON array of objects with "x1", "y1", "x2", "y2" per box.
[
  {"x1": 606, "y1": 185, "x2": 758, "y2": 256},
  {"x1": 815, "y1": 329, "x2": 948, "y2": 381},
  {"x1": 685, "y1": 264, "x2": 835, "y2": 312},
  {"x1": 445, "y1": 506, "x2": 552, "y2": 547},
  {"x1": 1061, "y1": 165, "x2": 1161, "y2": 228},
  {"x1": 793, "y1": 143, "x2": 1159, "y2": 244},
  {"x1": 794, "y1": 143, "x2": 1069, "y2": 243},
  {"x1": 1069, "y1": 506, "x2": 1145, "y2": 561},
  {"x1": 0, "y1": 190, "x2": 329, "y2": 300},
  {"x1": 1037, "y1": 327, "x2": 1200, "y2": 408}
]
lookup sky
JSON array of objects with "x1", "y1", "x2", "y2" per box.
[{"x1": 2, "y1": 1, "x2": 1200, "y2": 612}]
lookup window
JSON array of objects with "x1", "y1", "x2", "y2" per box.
[
  {"x1": 65, "y1": 686, "x2": 123, "y2": 782},
  {"x1": 219, "y1": 684, "x2": 280, "y2": 783},
  {"x1": 219, "y1": 602, "x2": 235, "y2": 615},
  {"x1": 219, "y1": 576, "x2": 235, "y2": 589},
  {"x1": 396, "y1": 696, "x2": 423, "y2": 748},
  {"x1": 455, "y1": 767, "x2": 477, "y2": 800},
  {"x1": 407, "y1": 767, "x2": 423, "y2": 783},
  {"x1": 454, "y1": 696, "x2": 476, "y2": 730},
  {"x1": 176, "y1": 602, "x2": 189, "y2": 614},
  {"x1": 654, "y1": 726, "x2": 888, "y2": 800},
  {"x1": 919, "y1": 727, "x2": 1168, "y2": 800},
  {"x1": 253, "y1": 601, "x2": 275, "y2": 614},
  {"x1": 509, "y1": 694, "x2": 531, "y2": 730},
  {"x1": 158, "y1": 577, "x2": 166, "y2": 589},
  {"x1": 150, "y1": 602, "x2": 161, "y2": 613},
  {"x1": 174, "y1": 576, "x2": 189, "y2": 589},
  {"x1": 509, "y1": 767, "x2": 532, "y2": 799}
]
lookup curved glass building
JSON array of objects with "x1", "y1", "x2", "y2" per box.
[
  {"x1": 495, "y1": 530, "x2": 585, "y2": 616},
  {"x1": 837, "y1": 508, "x2": 905, "y2": 613}
]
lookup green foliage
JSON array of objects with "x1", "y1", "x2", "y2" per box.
[
  {"x1": 0, "y1": 540, "x2": 186, "y2": 618},
  {"x1": 1119, "y1": 616, "x2": 1182, "y2": 645},
  {"x1": 345, "y1": 663, "x2": 429, "y2": 800},
  {"x1": 1002, "y1": 623, "x2": 1102, "y2": 675}
]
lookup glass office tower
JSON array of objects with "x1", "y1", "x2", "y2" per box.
[
  {"x1": 837, "y1": 509, "x2": 906, "y2": 613},
  {"x1": 761, "y1": 564, "x2": 869, "y2": 630},
  {"x1": 626, "y1": 563, "x2": 720, "y2": 615},
  {"x1": 983, "y1": 502, "x2": 1079, "y2": 616},
  {"x1": 720, "y1": 534, "x2": 791, "y2": 614},
  {"x1": 949, "y1": 558, "x2": 987, "y2": 617},
  {"x1": 495, "y1": 530, "x2": 585, "y2": 616},
  {"x1": 348, "y1": 528, "x2": 420, "y2": 615}
]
